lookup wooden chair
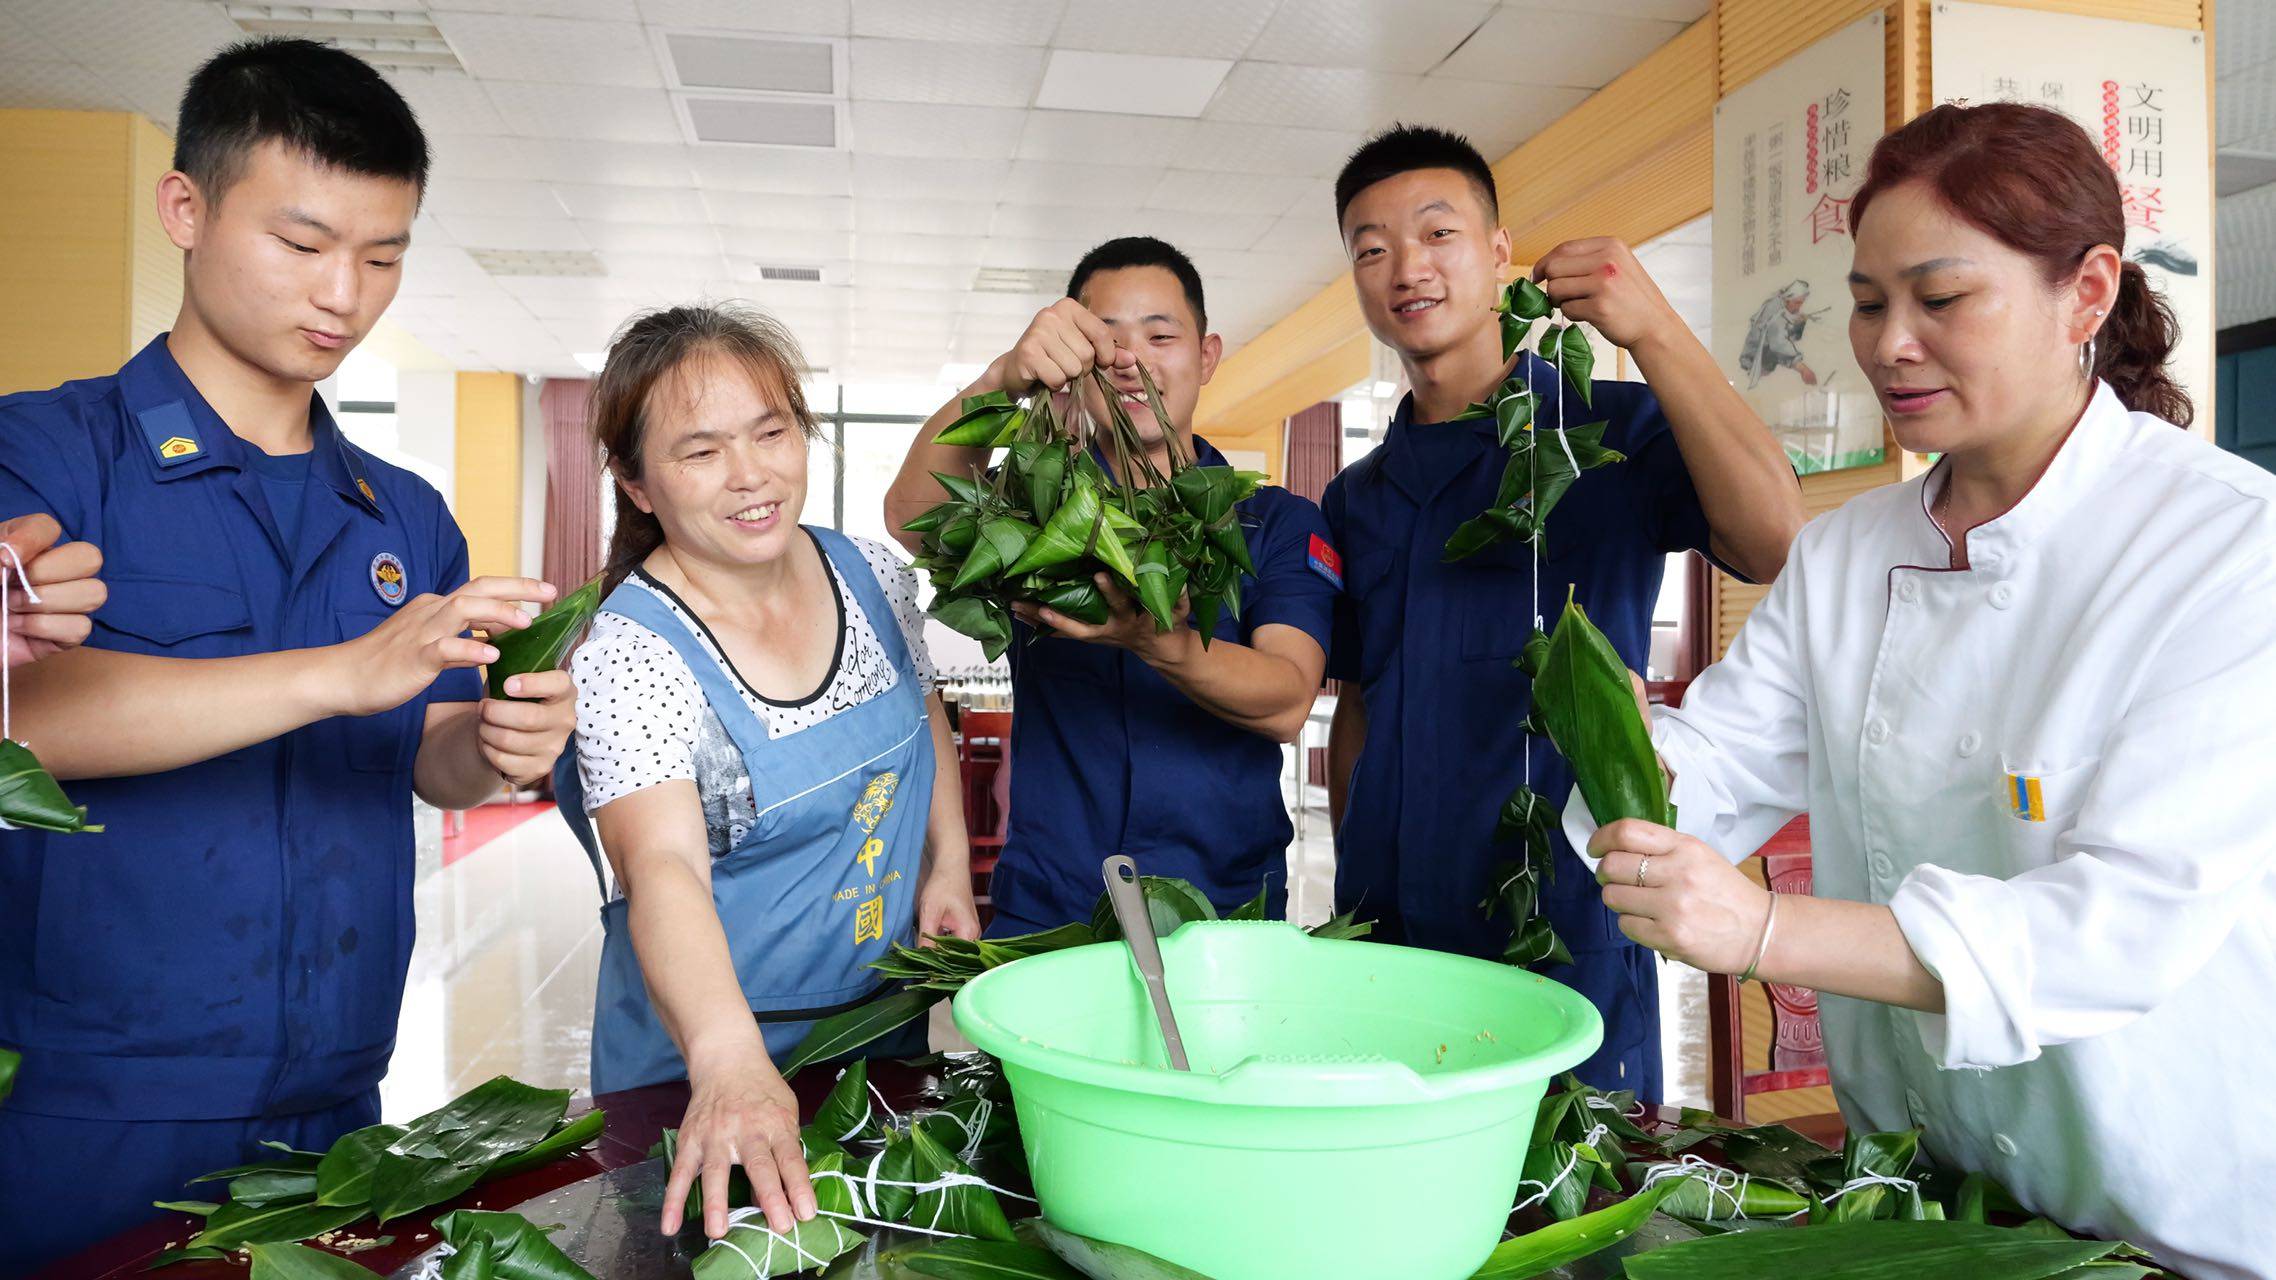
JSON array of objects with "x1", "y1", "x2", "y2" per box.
[{"x1": 1707, "y1": 815, "x2": 1845, "y2": 1147}]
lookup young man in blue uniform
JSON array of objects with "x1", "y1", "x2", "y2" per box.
[
  {"x1": 1323, "y1": 127, "x2": 1806, "y2": 1098},
  {"x1": 886, "y1": 238, "x2": 1339, "y2": 931},
  {"x1": 0, "y1": 41, "x2": 578, "y2": 1270}
]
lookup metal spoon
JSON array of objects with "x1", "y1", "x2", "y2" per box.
[{"x1": 1101, "y1": 854, "x2": 1191, "y2": 1071}]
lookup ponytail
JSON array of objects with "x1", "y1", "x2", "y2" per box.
[{"x1": 2093, "y1": 259, "x2": 2192, "y2": 428}]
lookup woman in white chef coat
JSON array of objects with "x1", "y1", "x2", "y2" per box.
[{"x1": 1575, "y1": 101, "x2": 2276, "y2": 1279}]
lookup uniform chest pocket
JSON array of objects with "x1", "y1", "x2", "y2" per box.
[
  {"x1": 94, "y1": 575, "x2": 252, "y2": 658},
  {"x1": 336, "y1": 608, "x2": 419, "y2": 774},
  {"x1": 1453, "y1": 548, "x2": 1539, "y2": 662},
  {"x1": 1991, "y1": 756, "x2": 2099, "y2": 871}
]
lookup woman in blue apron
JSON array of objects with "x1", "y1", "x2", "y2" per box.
[{"x1": 554, "y1": 304, "x2": 978, "y2": 1244}]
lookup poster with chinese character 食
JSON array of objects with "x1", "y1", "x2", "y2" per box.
[
  {"x1": 1933, "y1": 2, "x2": 2212, "y2": 426},
  {"x1": 1712, "y1": 14, "x2": 1888, "y2": 476}
]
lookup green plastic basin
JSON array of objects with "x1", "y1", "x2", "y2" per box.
[{"x1": 952, "y1": 920, "x2": 1604, "y2": 1280}]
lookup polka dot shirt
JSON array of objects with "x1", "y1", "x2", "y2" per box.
[{"x1": 571, "y1": 534, "x2": 936, "y2": 865}]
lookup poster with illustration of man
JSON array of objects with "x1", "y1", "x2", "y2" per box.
[{"x1": 1713, "y1": 14, "x2": 1888, "y2": 475}]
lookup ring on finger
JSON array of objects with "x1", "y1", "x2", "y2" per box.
[{"x1": 1635, "y1": 856, "x2": 1651, "y2": 889}]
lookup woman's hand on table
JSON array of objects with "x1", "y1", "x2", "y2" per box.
[
  {"x1": 664, "y1": 1050, "x2": 816, "y2": 1240},
  {"x1": 1590, "y1": 819, "x2": 1769, "y2": 975},
  {"x1": 918, "y1": 867, "x2": 982, "y2": 943}
]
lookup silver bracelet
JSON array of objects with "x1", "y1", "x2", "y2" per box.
[{"x1": 1738, "y1": 892, "x2": 1780, "y2": 984}]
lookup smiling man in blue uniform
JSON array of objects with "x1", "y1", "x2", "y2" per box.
[
  {"x1": 1323, "y1": 127, "x2": 1806, "y2": 1099},
  {"x1": 886, "y1": 238, "x2": 1338, "y2": 931},
  {"x1": 0, "y1": 41, "x2": 577, "y2": 1271}
]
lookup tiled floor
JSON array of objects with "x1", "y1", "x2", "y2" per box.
[{"x1": 378, "y1": 774, "x2": 1712, "y2": 1121}]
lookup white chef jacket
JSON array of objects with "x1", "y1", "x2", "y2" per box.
[{"x1": 1570, "y1": 383, "x2": 2276, "y2": 1278}]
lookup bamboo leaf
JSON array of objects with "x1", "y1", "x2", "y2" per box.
[
  {"x1": 1227, "y1": 885, "x2": 1269, "y2": 921},
  {"x1": 1529, "y1": 593, "x2": 1673, "y2": 831},
  {"x1": 231, "y1": 1170, "x2": 322, "y2": 1206},
  {"x1": 0, "y1": 739, "x2": 99, "y2": 833},
  {"x1": 314, "y1": 1122, "x2": 407, "y2": 1206},
  {"x1": 430, "y1": 1209, "x2": 598, "y2": 1280},
  {"x1": 486, "y1": 577, "x2": 602, "y2": 700},
  {"x1": 246, "y1": 1242, "x2": 383, "y2": 1280},
  {"x1": 1500, "y1": 309, "x2": 1536, "y2": 362},
  {"x1": 1503, "y1": 276, "x2": 1553, "y2": 323},
  {"x1": 931, "y1": 472, "x2": 988, "y2": 506},
  {"x1": 937, "y1": 404, "x2": 1020, "y2": 448},
  {"x1": 188, "y1": 1197, "x2": 369, "y2": 1250},
  {"x1": 779, "y1": 987, "x2": 946, "y2": 1078},
  {"x1": 814, "y1": 1060, "x2": 882, "y2": 1146},
  {"x1": 1549, "y1": 324, "x2": 1595, "y2": 408},
  {"x1": 1036, "y1": 580, "x2": 1110, "y2": 627},
  {"x1": 1619, "y1": 1221, "x2": 2123, "y2": 1280},
  {"x1": 1305, "y1": 910, "x2": 1373, "y2": 941},
  {"x1": 142, "y1": 1246, "x2": 235, "y2": 1270},
  {"x1": 692, "y1": 1215, "x2": 865, "y2": 1279},
  {"x1": 484, "y1": 1109, "x2": 605, "y2": 1182},
  {"x1": 1089, "y1": 875, "x2": 1218, "y2": 941},
  {"x1": 152, "y1": 1200, "x2": 221, "y2": 1216},
  {"x1": 0, "y1": 1047, "x2": 15, "y2": 1107},
  {"x1": 896, "y1": 1238, "x2": 1084, "y2": 1280},
  {"x1": 1023, "y1": 1218, "x2": 1210, "y2": 1279},
  {"x1": 369, "y1": 1152, "x2": 486, "y2": 1225},
  {"x1": 1471, "y1": 1182, "x2": 1675, "y2": 1278}
]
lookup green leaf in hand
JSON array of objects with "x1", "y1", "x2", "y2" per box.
[
  {"x1": 0, "y1": 739, "x2": 99, "y2": 833},
  {"x1": 486, "y1": 577, "x2": 602, "y2": 701}
]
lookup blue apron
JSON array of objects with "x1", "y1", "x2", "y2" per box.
[{"x1": 555, "y1": 528, "x2": 933, "y2": 1093}]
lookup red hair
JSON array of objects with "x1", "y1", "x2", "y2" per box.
[{"x1": 1850, "y1": 102, "x2": 2190, "y2": 427}]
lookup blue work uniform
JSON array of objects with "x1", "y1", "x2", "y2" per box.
[
  {"x1": 1322, "y1": 354, "x2": 1724, "y2": 1102},
  {"x1": 554, "y1": 528, "x2": 934, "y2": 1092},
  {"x1": 986, "y1": 436, "x2": 1341, "y2": 935},
  {"x1": 0, "y1": 336, "x2": 481, "y2": 1273}
]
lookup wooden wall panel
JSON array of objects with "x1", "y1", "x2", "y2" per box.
[{"x1": 0, "y1": 111, "x2": 134, "y2": 393}]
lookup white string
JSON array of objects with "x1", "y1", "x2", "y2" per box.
[
  {"x1": 1820, "y1": 1171, "x2": 1920, "y2": 1205},
  {"x1": 866, "y1": 1080, "x2": 903, "y2": 1128},
  {"x1": 410, "y1": 1242, "x2": 456, "y2": 1280},
  {"x1": 921, "y1": 1099, "x2": 994, "y2": 1165},
  {"x1": 1581, "y1": 1093, "x2": 1650, "y2": 1122},
  {"x1": 710, "y1": 1207, "x2": 827, "y2": 1280},
  {"x1": 1512, "y1": 1121, "x2": 1609, "y2": 1212},
  {"x1": 1636, "y1": 1153, "x2": 1809, "y2": 1221},
  {"x1": 0, "y1": 541, "x2": 38, "y2": 746}
]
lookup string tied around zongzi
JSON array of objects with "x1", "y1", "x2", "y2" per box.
[{"x1": 1513, "y1": 1120, "x2": 1611, "y2": 1212}]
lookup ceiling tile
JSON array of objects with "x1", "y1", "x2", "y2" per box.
[
  {"x1": 849, "y1": 38, "x2": 1046, "y2": 108},
  {"x1": 485, "y1": 83, "x2": 682, "y2": 143},
  {"x1": 1203, "y1": 62, "x2": 1420, "y2": 132},
  {"x1": 1001, "y1": 159, "x2": 1165, "y2": 208},
  {"x1": 960, "y1": 290, "x2": 1062, "y2": 317},
  {"x1": 382, "y1": 69, "x2": 512, "y2": 137},
  {"x1": 639, "y1": 0, "x2": 851, "y2": 35},
  {"x1": 435, "y1": 0, "x2": 640, "y2": 17},
  {"x1": 1121, "y1": 208, "x2": 1278, "y2": 252},
  {"x1": 8, "y1": 0, "x2": 242, "y2": 74},
  {"x1": 578, "y1": 220, "x2": 724, "y2": 254},
  {"x1": 1246, "y1": 0, "x2": 1495, "y2": 74},
  {"x1": 434, "y1": 12, "x2": 662, "y2": 88},
  {"x1": 851, "y1": 0, "x2": 1066, "y2": 46},
  {"x1": 852, "y1": 154, "x2": 1011, "y2": 201},
  {"x1": 979, "y1": 237, "x2": 1097, "y2": 270},
  {"x1": 1051, "y1": 0, "x2": 1279, "y2": 60},
  {"x1": 860, "y1": 234, "x2": 989, "y2": 267},
  {"x1": 550, "y1": 183, "x2": 709, "y2": 222},
  {"x1": 430, "y1": 136, "x2": 698, "y2": 186},
  {"x1": 1254, "y1": 207, "x2": 1349, "y2": 270},
  {"x1": 1017, "y1": 110, "x2": 1196, "y2": 166},
  {"x1": 93, "y1": 67, "x2": 185, "y2": 131},
  {"x1": 990, "y1": 204, "x2": 1137, "y2": 244},
  {"x1": 1393, "y1": 76, "x2": 1587, "y2": 158},
  {"x1": 689, "y1": 146, "x2": 852, "y2": 194},
  {"x1": 851, "y1": 102, "x2": 1027, "y2": 159},
  {"x1": 410, "y1": 215, "x2": 459, "y2": 248},
  {"x1": 1436, "y1": 7, "x2": 1685, "y2": 90},
  {"x1": 702, "y1": 190, "x2": 855, "y2": 230},
  {"x1": 851, "y1": 266, "x2": 970, "y2": 294},
  {"x1": 423, "y1": 179, "x2": 571, "y2": 219},
  {"x1": 1146, "y1": 169, "x2": 1317, "y2": 216},
  {"x1": 599, "y1": 250, "x2": 734, "y2": 281},
  {"x1": 714, "y1": 228, "x2": 858, "y2": 260},
  {"x1": 855, "y1": 200, "x2": 997, "y2": 237},
  {"x1": 433, "y1": 214, "x2": 592, "y2": 252},
  {"x1": 0, "y1": 60, "x2": 134, "y2": 113},
  {"x1": 1179, "y1": 122, "x2": 1365, "y2": 177}
]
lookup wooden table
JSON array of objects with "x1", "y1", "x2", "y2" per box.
[{"x1": 39, "y1": 1063, "x2": 946, "y2": 1279}]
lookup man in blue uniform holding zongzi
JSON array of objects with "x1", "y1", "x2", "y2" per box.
[
  {"x1": 0, "y1": 41, "x2": 576, "y2": 1270},
  {"x1": 1323, "y1": 126, "x2": 1805, "y2": 1099},
  {"x1": 885, "y1": 238, "x2": 1340, "y2": 932}
]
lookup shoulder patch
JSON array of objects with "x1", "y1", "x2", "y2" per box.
[{"x1": 1307, "y1": 534, "x2": 1344, "y2": 589}]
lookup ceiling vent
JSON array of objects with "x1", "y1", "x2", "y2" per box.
[
  {"x1": 664, "y1": 32, "x2": 838, "y2": 95},
  {"x1": 468, "y1": 249, "x2": 606, "y2": 278},
  {"x1": 757, "y1": 264, "x2": 825, "y2": 283},
  {"x1": 677, "y1": 95, "x2": 840, "y2": 148},
  {"x1": 972, "y1": 266, "x2": 1063, "y2": 295},
  {"x1": 224, "y1": 5, "x2": 465, "y2": 71}
]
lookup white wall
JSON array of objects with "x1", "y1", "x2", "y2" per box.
[
  {"x1": 519, "y1": 377, "x2": 547, "y2": 582},
  {"x1": 394, "y1": 371, "x2": 459, "y2": 504}
]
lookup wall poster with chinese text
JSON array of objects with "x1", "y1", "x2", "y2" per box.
[
  {"x1": 1933, "y1": 1, "x2": 2213, "y2": 426},
  {"x1": 1712, "y1": 14, "x2": 1887, "y2": 476}
]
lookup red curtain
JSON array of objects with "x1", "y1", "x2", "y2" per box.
[
  {"x1": 1282, "y1": 400, "x2": 1342, "y2": 504},
  {"x1": 539, "y1": 378, "x2": 604, "y2": 591}
]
